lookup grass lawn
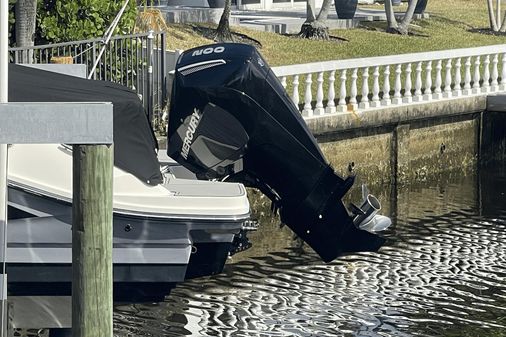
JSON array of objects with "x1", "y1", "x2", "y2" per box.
[{"x1": 165, "y1": 0, "x2": 506, "y2": 66}]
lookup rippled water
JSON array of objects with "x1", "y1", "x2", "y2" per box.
[{"x1": 114, "y1": 165, "x2": 506, "y2": 337}]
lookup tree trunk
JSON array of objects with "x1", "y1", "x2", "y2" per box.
[
  {"x1": 298, "y1": 0, "x2": 333, "y2": 40},
  {"x1": 307, "y1": 0, "x2": 317, "y2": 22},
  {"x1": 398, "y1": 0, "x2": 419, "y2": 32},
  {"x1": 298, "y1": 21, "x2": 330, "y2": 39},
  {"x1": 500, "y1": 9, "x2": 506, "y2": 32},
  {"x1": 14, "y1": 0, "x2": 37, "y2": 63},
  {"x1": 497, "y1": 0, "x2": 501, "y2": 27},
  {"x1": 214, "y1": 0, "x2": 233, "y2": 42},
  {"x1": 487, "y1": 0, "x2": 499, "y2": 31},
  {"x1": 316, "y1": 0, "x2": 334, "y2": 21},
  {"x1": 384, "y1": 0, "x2": 400, "y2": 33}
]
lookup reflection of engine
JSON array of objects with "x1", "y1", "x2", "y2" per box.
[{"x1": 168, "y1": 43, "x2": 389, "y2": 262}]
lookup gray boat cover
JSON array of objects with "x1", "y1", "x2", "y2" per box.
[{"x1": 8, "y1": 64, "x2": 163, "y2": 185}]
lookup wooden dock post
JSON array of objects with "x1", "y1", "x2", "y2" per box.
[{"x1": 72, "y1": 144, "x2": 114, "y2": 337}]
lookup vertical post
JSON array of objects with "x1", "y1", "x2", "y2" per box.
[
  {"x1": 403, "y1": 63, "x2": 413, "y2": 103},
  {"x1": 454, "y1": 58, "x2": 462, "y2": 97},
  {"x1": 161, "y1": 32, "x2": 167, "y2": 110},
  {"x1": 491, "y1": 54, "x2": 499, "y2": 91},
  {"x1": 349, "y1": 68, "x2": 358, "y2": 110},
  {"x1": 433, "y1": 59, "x2": 443, "y2": 99},
  {"x1": 370, "y1": 66, "x2": 381, "y2": 108},
  {"x1": 147, "y1": 31, "x2": 154, "y2": 125},
  {"x1": 292, "y1": 75, "x2": 300, "y2": 111},
  {"x1": 0, "y1": 0, "x2": 9, "y2": 333},
  {"x1": 72, "y1": 145, "x2": 113, "y2": 337},
  {"x1": 302, "y1": 73, "x2": 313, "y2": 117},
  {"x1": 472, "y1": 56, "x2": 481, "y2": 94},
  {"x1": 423, "y1": 61, "x2": 433, "y2": 101},
  {"x1": 337, "y1": 69, "x2": 347, "y2": 112},
  {"x1": 413, "y1": 61, "x2": 423, "y2": 102},
  {"x1": 359, "y1": 67, "x2": 370, "y2": 109},
  {"x1": 463, "y1": 56, "x2": 472, "y2": 95},
  {"x1": 482, "y1": 55, "x2": 491, "y2": 93},
  {"x1": 392, "y1": 64, "x2": 402, "y2": 104},
  {"x1": 314, "y1": 72, "x2": 325, "y2": 115},
  {"x1": 326, "y1": 70, "x2": 336, "y2": 114},
  {"x1": 382, "y1": 65, "x2": 391, "y2": 106}
]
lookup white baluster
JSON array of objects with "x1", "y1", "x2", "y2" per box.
[
  {"x1": 349, "y1": 68, "x2": 358, "y2": 111},
  {"x1": 423, "y1": 61, "x2": 433, "y2": 101},
  {"x1": 501, "y1": 53, "x2": 506, "y2": 91},
  {"x1": 302, "y1": 73, "x2": 313, "y2": 117},
  {"x1": 392, "y1": 64, "x2": 403, "y2": 104},
  {"x1": 433, "y1": 59, "x2": 443, "y2": 99},
  {"x1": 403, "y1": 63, "x2": 412, "y2": 103},
  {"x1": 413, "y1": 61, "x2": 423, "y2": 102},
  {"x1": 326, "y1": 70, "x2": 336, "y2": 114},
  {"x1": 453, "y1": 58, "x2": 462, "y2": 97},
  {"x1": 292, "y1": 75, "x2": 300, "y2": 112},
  {"x1": 337, "y1": 69, "x2": 347, "y2": 113},
  {"x1": 370, "y1": 66, "x2": 381, "y2": 108},
  {"x1": 314, "y1": 72, "x2": 325, "y2": 115},
  {"x1": 472, "y1": 56, "x2": 481, "y2": 94},
  {"x1": 462, "y1": 56, "x2": 472, "y2": 95},
  {"x1": 280, "y1": 76, "x2": 287, "y2": 90},
  {"x1": 491, "y1": 54, "x2": 499, "y2": 92},
  {"x1": 482, "y1": 55, "x2": 491, "y2": 93},
  {"x1": 382, "y1": 65, "x2": 391, "y2": 106},
  {"x1": 443, "y1": 59, "x2": 453, "y2": 98},
  {"x1": 359, "y1": 67, "x2": 370, "y2": 109}
]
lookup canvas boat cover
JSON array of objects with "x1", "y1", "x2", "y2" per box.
[
  {"x1": 8, "y1": 64, "x2": 163, "y2": 185},
  {"x1": 167, "y1": 43, "x2": 384, "y2": 262}
]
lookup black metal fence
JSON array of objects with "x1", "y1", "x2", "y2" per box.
[{"x1": 8, "y1": 31, "x2": 168, "y2": 127}]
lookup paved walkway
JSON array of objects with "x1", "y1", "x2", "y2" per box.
[{"x1": 233, "y1": 7, "x2": 429, "y2": 33}]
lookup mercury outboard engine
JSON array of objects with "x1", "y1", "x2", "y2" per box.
[{"x1": 167, "y1": 43, "x2": 390, "y2": 262}]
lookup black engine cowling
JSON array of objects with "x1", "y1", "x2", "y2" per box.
[{"x1": 167, "y1": 43, "x2": 385, "y2": 262}]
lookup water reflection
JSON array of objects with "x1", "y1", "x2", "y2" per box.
[{"x1": 114, "y1": 165, "x2": 506, "y2": 337}]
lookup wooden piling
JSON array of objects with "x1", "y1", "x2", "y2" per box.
[{"x1": 72, "y1": 144, "x2": 113, "y2": 337}]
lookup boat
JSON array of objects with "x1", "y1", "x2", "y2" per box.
[{"x1": 6, "y1": 64, "x2": 254, "y2": 303}]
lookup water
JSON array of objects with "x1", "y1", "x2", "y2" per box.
[{"x1": 114, "y1": 165, "x2": 506, "y2": 337}]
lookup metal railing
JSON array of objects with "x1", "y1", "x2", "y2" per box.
[
  {"x1": 9, "y1": 31, "x2": 168, "y2": 126},
  {"x1": 271, "y1": 44, "x2": 506, "y2": 117}
]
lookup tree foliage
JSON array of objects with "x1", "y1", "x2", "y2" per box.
[
  {"x1": 8, "y1": 0, "x2": 16, "y2": 45},
  {"x1": 36, "y1": 0, "x2": 137, "y2": 43}
]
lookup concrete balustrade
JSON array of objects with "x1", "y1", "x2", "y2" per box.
[{"x1": 271, "y1": 44, "x2": 506, "y2": 117}]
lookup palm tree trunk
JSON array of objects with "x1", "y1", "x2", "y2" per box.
[
  {"x1": 214, "y1": 0, "x2": 233, "y2": 42},
  {"x1": 497, "y1": 0, "x2": 501, "y2": 27},
  {"x1": 488, "y1": 0, "x2": 499, "y2": 31},
  {"x1": 15, "y1": 0, "x2": 37, "y2": 63},
  {"x1": 316, "y1": 0, "x2": 334, "y2": 21},
  {"x1": 500, "y1": 9, "x2": 506, "y2": 32},
  {"x1": 398, "y1": 0, "x2": 419, "y2": 32},
  {"x1": 306, "y1": 0, "x2": 317, "y2": 23},
  {"x1": 385, "y1": 0, "x2": 400, "y2": 33},
  {"x1": 298, "y1": 0, "x2": 333, "y2": 39}
]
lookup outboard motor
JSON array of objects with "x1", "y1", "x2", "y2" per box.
[{"x1": 167, "y1": 43, "x2": 391, "y2": 262}]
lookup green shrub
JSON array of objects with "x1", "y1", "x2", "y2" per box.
[{"x1": 36, "y1": 0, "x2": 137, "y2": 43}]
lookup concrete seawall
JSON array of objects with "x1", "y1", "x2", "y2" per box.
[{"x1": 305, "y1": 95, "x2": 505, "y2": 187}]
